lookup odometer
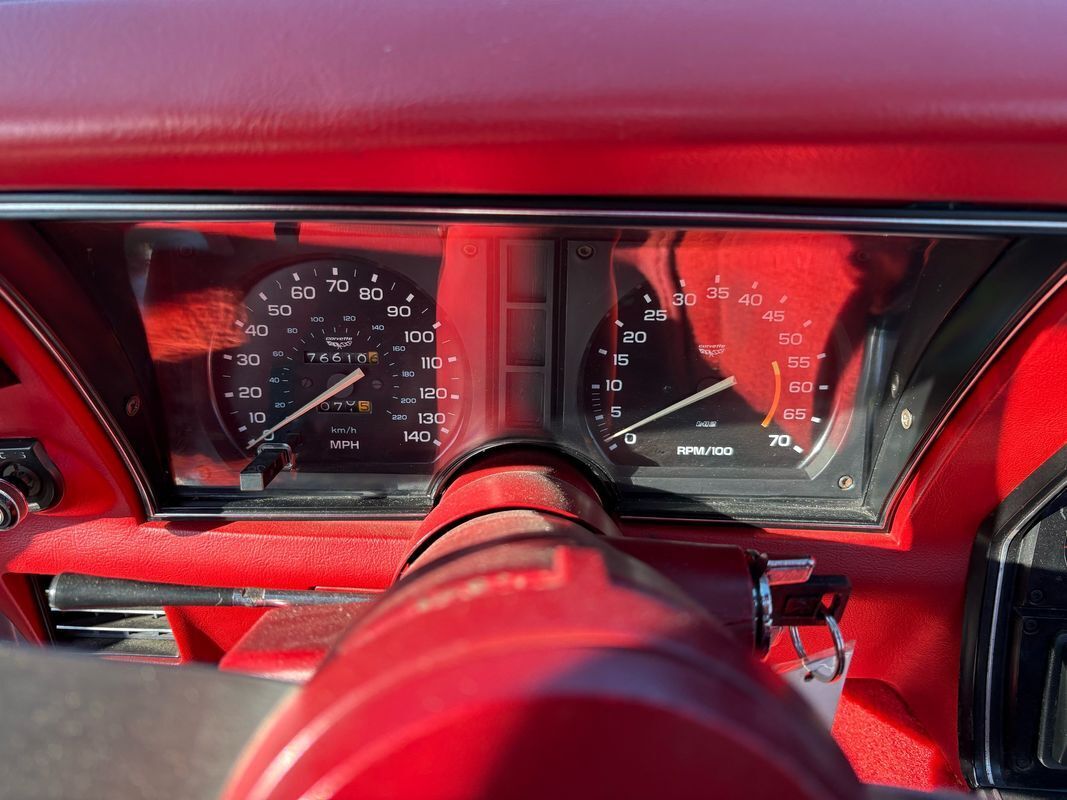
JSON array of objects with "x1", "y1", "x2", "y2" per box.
[
  {"x1": 583, "y1": 271, "x2": 843, "y2": 472},
  {"x1": 210, "y1": 259, "x2": 466, "y2": 467}
]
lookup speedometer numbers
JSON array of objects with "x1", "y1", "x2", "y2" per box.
[
  {"x1": 210, "y1": 260, "x2": 466, "y2": 469},
  {"x1": 584, "y1": 277, "x2": 840, "y2": 471}
]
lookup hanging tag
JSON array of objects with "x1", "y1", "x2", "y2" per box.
[{"x1": 775, "y1": 643, "x2": 854, "y2": 728}]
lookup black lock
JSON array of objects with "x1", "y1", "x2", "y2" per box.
[{"x1": 0, "y1": 440, "x2": 61, "y2": 530}]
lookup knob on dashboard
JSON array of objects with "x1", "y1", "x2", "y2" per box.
[{"x1": 0, "y1": 478, "x2": 29, "y2": 531}]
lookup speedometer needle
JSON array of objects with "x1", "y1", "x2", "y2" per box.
[
  {"x1": 605, "y1": 375, "x2": 737, "y2": 441},
  {"x1": 246, "y1": 367, "x2": 366, "y2": 449}
]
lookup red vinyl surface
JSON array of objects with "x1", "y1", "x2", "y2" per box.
[
  {"x1": 833, "y1": 679, "x2": 961, "y2": 789},
  {"x1": 2, "y1": 0, "x2": 1067, "y2": 791},
  {"x1": 1, "y1": 0, "x2": 1067, "y2": 205}
]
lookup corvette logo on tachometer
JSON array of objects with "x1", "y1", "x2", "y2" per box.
[
  {"x1": 325, "y1": 336, "x2": 353, "y2": 350},
  {"x1": 698, "y1": 343, "x2": 726, "y2": 359}
]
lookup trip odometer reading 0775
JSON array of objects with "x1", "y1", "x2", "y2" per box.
[
  {"x1": 210, "y1": 259, "x2": 466, "y2": 468},
  {"x1": 583, "y1": 270, "x2": 842, "y2": 472}
]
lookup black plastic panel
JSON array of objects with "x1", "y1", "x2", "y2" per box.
[{"x1": 961, "y1": 446, "x2": 1067, "y2": 792}]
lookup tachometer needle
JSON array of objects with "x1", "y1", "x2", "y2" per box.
[
  {"x1": 605, "y1": 375, "x2": 737, "y2": 441},
  {"x1": 246, "y1": 367, "x2": 366, "y2": 449}
]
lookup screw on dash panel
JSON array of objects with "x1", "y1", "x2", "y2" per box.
[
  {"x1": 837, "y1": 475, "x2": 855, "y2": 491},
  {"x1": 461, "y1": 243, "x2": 479, "y2": 258},
  {"x1": 900, "y1": 408, "x2": 913, "y2": 430},
  {"x1": 124, "y1": 395, "x2": 141, "y2": 417},
  {"x1": 575, "y1": 244, "x2": 595, "y2": 259}
]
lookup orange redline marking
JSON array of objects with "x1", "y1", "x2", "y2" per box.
[{"x1": 761, "y1": 360, "x2": 781, "y2": 428}]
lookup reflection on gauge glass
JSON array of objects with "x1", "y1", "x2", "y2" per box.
[
  {"x1": 583, "y1": 275, "x2": 845, "y2": 470},
  {"x1": 210, "y1": 259, "x2": 467, "y2": 466}
]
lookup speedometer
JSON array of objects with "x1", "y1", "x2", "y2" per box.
[
  {"x1": 582, "y1": 270, "x2": 843, "y2": 471},
  {"x1": 210, "y1": 259, "x2": 466, "y2": 467}
]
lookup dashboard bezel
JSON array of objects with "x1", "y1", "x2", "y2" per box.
[
  {"x1": 1, "y1": 195, "x2": 1064, "y2": 529},
  {"x1": 960, "y1": 444, "x2": 1067, "y2": 791}
]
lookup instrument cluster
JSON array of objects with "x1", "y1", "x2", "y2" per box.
[{"x1": 33, "y1": 204, "x2": 1041, "y2": 524}]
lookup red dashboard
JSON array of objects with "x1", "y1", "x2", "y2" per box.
[{"x1": 1, "y1": 2, "x2": 1067, "y2": 799}]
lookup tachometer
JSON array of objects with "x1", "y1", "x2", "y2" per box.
[
  {"x1": 583, "y1": 272, "x2": 842, "y2": 471},
  {"x1": 210, "y1": 259, "x2": 466, "y2": 467}
]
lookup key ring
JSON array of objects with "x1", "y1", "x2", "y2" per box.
[{"x1": 788, "y1": 613, "x2": 846, "y2": 683}]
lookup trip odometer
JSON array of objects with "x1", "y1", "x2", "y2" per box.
[
  {"x1": 583, "y1": 272, "x2": 843, "y2": 472},
  {"x1": 210, "y1": 259, "x2": 466, "y2": 468}
]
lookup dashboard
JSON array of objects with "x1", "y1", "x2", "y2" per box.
[
  {"x1": 11, "y1": 201, "x2": 1055, "y2": 525},
  {"x1": 3, "y1": 1, "x2": 1067, "y2": 796}
]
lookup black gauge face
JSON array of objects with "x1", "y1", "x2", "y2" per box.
[
  {"x1": 210, "y1": 260, "x2": 466, "y2": 467},
  {"x1": 583, "y1": 277, "x2": 842, "y2": 470}
]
